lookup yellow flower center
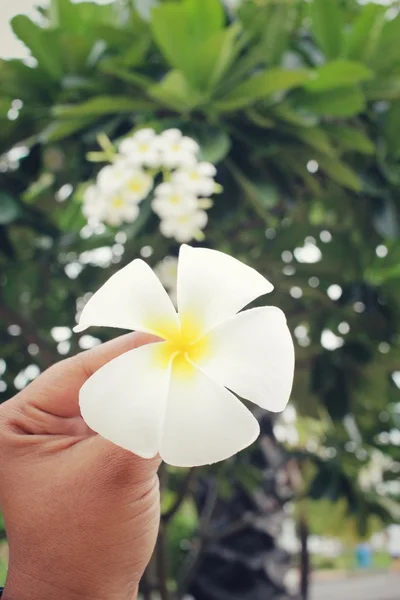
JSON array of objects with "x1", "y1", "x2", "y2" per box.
[
  {"x1": 111, "y1": 196, "x2": 125, "y2": 209},
  {"x1": 170, "y1": 194, "x2": 182, "y2": 204},
  {"x1": 128, "y1": 179, "x2": 144, "y2": 193},
  {"x1": 154, "y1": 314, "x2": 209, "y2": 377},
  {"x1": 190, "y1": 172, "x2": 200, "y2": 180},
  {"x1": 139, "y1": 143, "x2": 149, "y2": 153},
  {"x1": 171, "y1": 143, "x2": 181, "y2": 152}
]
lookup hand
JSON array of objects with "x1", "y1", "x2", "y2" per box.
[{"x1": 0, "y1": 333, "x2": 161, "y2": 600}]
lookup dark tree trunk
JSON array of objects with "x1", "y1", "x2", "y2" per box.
[
  {"x1": 298, "y1": 512, "x2": 310, "y2": 600},
  {"x1": 186, "y1": 413, "x2": 298, "y2": 600}
]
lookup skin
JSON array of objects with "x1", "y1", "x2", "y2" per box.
[{"x1": 0, "y1": 332, "x2": 160, "y2": 600}]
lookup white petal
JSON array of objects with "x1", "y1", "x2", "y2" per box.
[
  {"x1": 160, "y1": 128, "x2": 182, "y2": 142},
  {"x1": 195, "y1": 307, "x2": 294, "y2": 412},
  {"x1": 133, "y1": 128, "x2": 156, "y2": 142},
  {"x1": 154, "y1": 182, "x2": 173, "y2": 197},
  {"x1": 198, "y1": 162, "x2": 217, "y2": 177},
  {"x1": 160, "y1": 364, "x2": 260, "y2": 467},
  {"x1": 74, "y1": 259, "x2": 180, "y2": 337},
  {"x1": 177, "y1": 245, "x2": 274, "y2": 333},
  {"x1": 181, "y1": 137, "x2": 199, "y2": 154},
  {"x1": 80, "y1": 343, "x2": 170, "y2": 458}
]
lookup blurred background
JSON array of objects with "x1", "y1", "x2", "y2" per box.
[{"x1": 0, "y1": 0, "x2": 399, "y2": 599}]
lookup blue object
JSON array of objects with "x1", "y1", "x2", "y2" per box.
[{"x1": 355, "y1": 542, "x2": 372, "y2": 568}]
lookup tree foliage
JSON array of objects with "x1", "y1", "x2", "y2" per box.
[{"x1": 0, "y1": 0, "x2": 399, "y2": 596}]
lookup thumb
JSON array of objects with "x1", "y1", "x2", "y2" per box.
[{"x1": 15, "y1": 331, "x2": 159, "y2": 419}]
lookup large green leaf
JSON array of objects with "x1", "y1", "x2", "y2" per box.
[
  {"x1": 309, "y1": 0, "x2": 343, "y2": 59},
  {"x1": 193, "y1": 24, "x2": 241, "y2": 91},
  {"x1": 151, "y1": 0, "x2": 224, "y2": 88},
  {"x1": 344, "y1": 4, "x2": 386, "y2": 62},
  {"x1": 149, "y1": 70, "x2": 204, "y2": 111},
  {"x1": 11, "y1": 15, "x2": 62, "y2": 80},
  {"x1": 39, "y1": 118, "x2": 97, "y2": 142},
  {"x1": 197, "y1": 129, "x2": 231, "y2": 163},
  {"x1": 286, "y1": 126, "x2": 336, "y2": 157},
  {"x1": 295, "y1": 87, "x2": 365, "y2": 117},
  {"x1": 305, "y1": 61, "x2": 372, "y2": 92},
  {"x1": 323, "y1": 125, "x2": 374, "y2": 155},
  {"x1": 370, "y1": 13, "x2": 400, "y2": 72},
  {"x1": 262, "y1": 3, "x2": 298, "y2": 66},
  {"x1": 315, "y1": 153, "x2": 361, "y2": 192},
  {"x1": 52, "y1": 96, "x2": 155, "y2": 118},
  {"x1": 365, "y1": 76, "x2": 400, "y2": 101},
  {"x1": 215, "y1": 69, "x2": 311, "y2": 112}
]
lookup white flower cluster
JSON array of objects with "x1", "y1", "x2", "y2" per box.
[{"x1": 82, "y1": 128, "x2": 218, "y2": 242}]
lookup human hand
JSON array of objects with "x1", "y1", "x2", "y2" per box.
[{"x1": 0, "y1": 333, "x2": 161, "y2": 600}]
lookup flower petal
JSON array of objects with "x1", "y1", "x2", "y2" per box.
[
  {"x1": 79, "y1": 342, "x2": 170, "y2": 458},
  {"x1": 74, "y1": 259, "x2": 180, "y2": 338},
  {"x1": 195, "y1": 307, "x2": 294, "y2": 412},
  {"x1": 160, "y1": 364, "x2": 260, "y2": 467},
  {"x1": 177, "y1": 245, "x2": 274, "y2": 333}
]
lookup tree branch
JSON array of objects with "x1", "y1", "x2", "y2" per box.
[
  {"x1": 177, "y1": 477, "x2": 219, "y2": 598},
  {"x1": 162, "y1": 468, "x2": 198, "y2": 524}
]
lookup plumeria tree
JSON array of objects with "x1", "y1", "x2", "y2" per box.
[{"x1": 1, "y1": 0, "x2": 400, "y2": 598}]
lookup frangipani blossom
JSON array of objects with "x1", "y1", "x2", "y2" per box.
[
  {"x1": 152, "y1": 182, "x2": 199, "y2": 218},
  {"x1": 172, "y1": 162, "x2": 217, "y2": 197},
  {"x1": 74, "y1": 245, "x2": 295, "y2": 467},
  {"x1": 97, "y1": 161, "x2": 131, "y2": 192},
  {"x1": 121, "y1": 169, "x2": 153, "y2": 204},
  {"x1": 160, "y1": 210, "x2": 208, "y2": 243},
  {"x1": 119, "y1": 129, "x2": 160, "y2": 168},
  {"x1": 158, "y1": 129, "x2": 199, "y2": 169}
]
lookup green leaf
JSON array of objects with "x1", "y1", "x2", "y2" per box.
[
  {"x1": 315, "y1": 153, "x2": 361, "y2": 192},
  {"x1": 193, "y1": 24, "x2": 241, "y2": 91},
  {"x1": 295, "y1": 87, "x2": 365, "y2": 117},
  {"x1": 149, "y1": 70, "x2": 204, "y2": 111},
  {"x1": 0, "y1": 193, "x2": 21, "y2": 224},
  {"x1": 305, "y1": 61, "x2": 372, "y2": 92},
  {"x1": 370, "y1": 13, "x2": 400, "y2": 72},
  {"x1": 11, "y1": 15, "x2": 62, "y2": 80},
  {"x1": 151, "y1": 0, "x2": 224, "y2": 87},
  {"x1": 323, "y1": 125, "x2": 374, "y2": 155},
  {"x1": 344, "y1": 4, "x2": 386, "y2": 62},
  {"x1": 286, "y1": 126, "x2": 336, "y2": 156},
  {"x1": 215, "y1": 69, "x2": 311, "y2": 112},
  {"x1": 39, "y1": 118, "x2": 97, "y2": 142},
  {"x1": 198, "y1": 129, "x2": 231, "y2": 163},
  {"x1": 262, "y1": 3, "x2": 298, "y2": 66},
  {"x1": 365, "y1": 77, "x2": 400, "y2": 101},
  {"x1": 384, "y1": 102, "x2": 400, "y2": 158},
  {"x1": 227, "y1": 160, "x2": 279, "y2": 218},
  {"x1": 52, "y1": 96, "x2": 155, "y2": 118},
  {"x1": 310, "y1": 0, "x2": 343, "y2": 59}
]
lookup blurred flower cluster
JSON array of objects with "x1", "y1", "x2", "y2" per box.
[{"x1": 82, "y1": 128, "x2": 219, "y2": 242}]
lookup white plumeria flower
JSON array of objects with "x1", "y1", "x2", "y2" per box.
[
  {"x1": 152, "y1": 183, "x2": 199, "y2": 219},
  {"x1": 121, "y1": 169, "x2": 153, "y2": 204},
  {"x1": 172, "y1": 162, "x2": 217, "y2": 197},
  {"x1": 158, "y1": 129, "x2": 199, "y2": 169},
  {"x1": 160, "y1": 210, "x2": 208, "y2": 243},
  {"x1": 119, "y1": 129, "x2": 161, "y2": 169},
  {"x1": 74, "y1": 245, "x2": 294, "y2": 467},
  {"x1": 105, "y1": 192, "x2": 140, "y2": 227},
  {"x1": 97, "y1": 161, "x2": 131, "y2": 193},
  {"x1": 154, "y1": 256, "x2": 178, "y2": 290}
]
